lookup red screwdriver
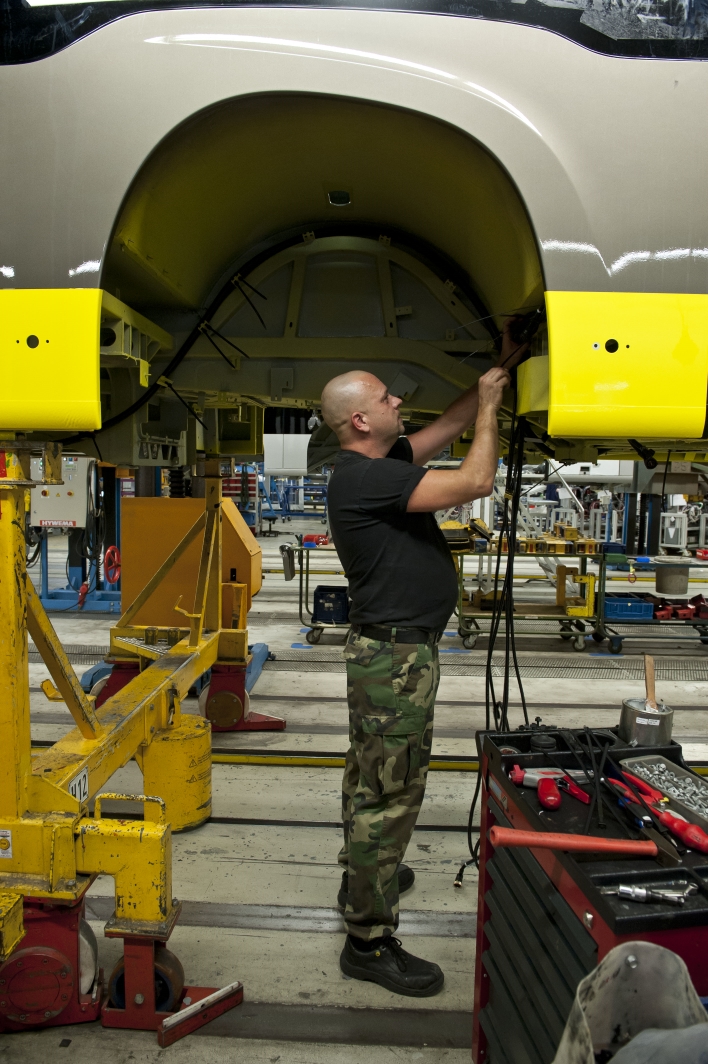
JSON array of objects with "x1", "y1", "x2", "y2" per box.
[{"x1": 652, "y1": 808, "x2": 708, "y2": 854}]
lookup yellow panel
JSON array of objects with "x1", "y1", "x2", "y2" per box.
[
  {"x1": 546, "y1": 292, "x2": 708, "y2": 438},
  {"x1": 0, "y1": 289, "x2": 101, "y2": 431},
  {"x1": 517, "y1": 355, "x2": 549, "y2": 415},
  {"x1": 121, "y1": 497, "x2": 262, "y2": 626}
]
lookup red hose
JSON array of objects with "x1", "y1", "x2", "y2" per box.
[{"x1": 490, "y1": 826, "x2": 658, "y2": 857}]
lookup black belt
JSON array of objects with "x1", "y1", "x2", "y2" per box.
[{"x1": 351, "y1": 624, "x2": 443, "y2": 645}]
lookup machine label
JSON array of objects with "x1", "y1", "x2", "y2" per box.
[
  {"x1": 0, "y1": 830, "x2": 12, "y2": 858},
  {"x1": 39, "y1": 519, "x2": 77, "y2": 527},
  {"x1": 69, "y1": 767, "x2": 89, "y2": 803}
]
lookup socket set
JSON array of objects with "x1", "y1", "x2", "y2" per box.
[{"x1": 621, "y1": 754, "x2": 708, "y2": 829}]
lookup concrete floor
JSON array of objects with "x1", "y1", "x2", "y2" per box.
[{"x1": 5, "y1": 523, "x2": 708, "y2": 1059}]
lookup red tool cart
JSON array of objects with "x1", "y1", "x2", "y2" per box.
[{"x1": 472, "y1": 726, "x2": 708, "y2": 1064}]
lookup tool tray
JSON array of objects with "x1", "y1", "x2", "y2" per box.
[{"x1": 480, "y1": 726, "x2": 708, "y2": 935}]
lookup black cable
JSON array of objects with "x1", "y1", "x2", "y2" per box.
[
  {"x1": 234, "y1": 274, "x2": 268, "y2": 302},
  {"x1": 484, "y1": 399, "x2": 529, "y2": 732},
  {"x1": 232, "y1": 277, "x2": 267, "y2": 330},
  {"x1": 459, "y1": 376, "x2": 530, "y2": 886},
  {"x1": 661, "y1": 450, "x2": 672, "y2": 513},
  {"x1": 162, "y1": 381, "x2": 207, "y2": 429},
  {"x1": 203, "y1": 324, "x2": 251, "y2": 360},
  {"x1": 201, "y1": 327, "x2": 239, "y2": 371}
]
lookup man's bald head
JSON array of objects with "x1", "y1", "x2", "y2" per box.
[
  {"x1": 321, "y1": 372, "x2": 381, "y2": 439},
  {"x1": 321, "y1": 371, "x2": 404, "y2": 451}
]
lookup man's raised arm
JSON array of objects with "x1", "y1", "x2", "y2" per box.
[
  {"x1": 407, "y1": 320, "x2": 528, "y2": 467},
  {"x1": 406, "y1": 367, "x2": 508, "y2": 512}
]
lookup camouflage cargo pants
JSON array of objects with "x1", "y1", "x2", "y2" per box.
[{"x1": 339, "y1": 630, "x2": 440, "y2": 941}]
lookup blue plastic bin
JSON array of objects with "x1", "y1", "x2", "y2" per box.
[
  {"x1": 604, "y1": 593, "x2": 654, "y2": 620},
  {"x1": 312, "y1": 585, "x2": 350, "y2": 624}
]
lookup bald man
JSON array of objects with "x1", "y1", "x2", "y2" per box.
[{"x1": 323, "y1": 322, "x2": 524, "y2": 997}]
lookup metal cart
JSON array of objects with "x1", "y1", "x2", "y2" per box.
[
  {"x1": 281, "y1": 540, "x2": 350, "y2": 644},
  {"x1": 455, "y1": 548, "x2": 708, "y2": 653},
  {"x1": 593, "y1": 555, "x2": 708, "y2": 654},
  {"x1": 454, "y1": 548, "x2": 598, "y2": 652}
]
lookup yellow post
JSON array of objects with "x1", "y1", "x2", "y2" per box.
[
  {"x1": 0, "y1": 445, "x2": 33, "y2": 820},
  {"x1": 204, "y1": 470, "x2": 222, "y2": 632}
]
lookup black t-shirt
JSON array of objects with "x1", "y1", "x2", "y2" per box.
[{"x1": 327, "y1": 436, "x2": 458, "y2": 630}]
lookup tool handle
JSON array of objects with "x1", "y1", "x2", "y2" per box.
[
  {"x1": 644, "y1": 653, "x2": 657, "y2": 708},
  {"x1": 538, "y1": 777, "x2": 562, "y2": 810},
  {"x1": 655, "y1": 809, "x2": 708, "y2": 854},
  {"x1": 489, "y1": 826, "x2": 658, "y2": 856},
  {"x1": 621, "y1": 771, "x2": 665, "y2": 805}
]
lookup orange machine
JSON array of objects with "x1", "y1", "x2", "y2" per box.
[
  {"x1": 102, "y1": 496, "x2": 283, "y2": 732},
  {"x1": 120, "y1": 497, "x2": 261, "y2": 624}
]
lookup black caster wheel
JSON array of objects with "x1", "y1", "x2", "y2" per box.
[
  {"x1": 306, "y1": 628, "x2": 322, "y2": 644},
  {"x1": 462, "y1": 635, "x2": 477, "y2": 649},
  {"x1": 107, "y1": 945, "x2": 185, "y2": 1012},
  {"x1": 560, "y1": 624, "x2": 573, "y2": 641},
  {"x1": 592, "y1": 631, "x2": 605, "y2": 643},
  {"x1": 609, "y1": 638, "x2": 623, "y2": 654}
]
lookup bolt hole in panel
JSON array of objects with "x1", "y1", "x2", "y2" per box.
[
  {"x1": 0, "y1": 290, "x2": 102, "y2": 431},
  {"x1": 546, "y1": 292, "x2": 708, "y2": 439}
]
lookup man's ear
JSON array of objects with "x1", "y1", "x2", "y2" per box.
[{"x1": 351, "y1": 411, "x2": 369, "y2": 433}]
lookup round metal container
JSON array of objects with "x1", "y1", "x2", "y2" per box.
[
  {"x1": 138, "y1": 713, "x2": 212, "y2": 831},
  {"x1": 618, "y1": 697, "x2": 673, "y2": 746},
  {"x1": 655, "y1": 564, "x2": 689, "y2": 595}
]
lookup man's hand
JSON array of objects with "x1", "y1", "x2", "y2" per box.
[
  {"x1": 497, "y1": 316, "x2": 530, "y2": 372},
  {"x1": 477, "y1": 366, "x2": 511, "y2": 411}
]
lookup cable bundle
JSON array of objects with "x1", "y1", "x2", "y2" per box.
[
  {"x1": 456, "y1": 403, "x2": 530, "y2": 884},
  {"x1": 484, "y1": 408, "x2": 529, "y2": 732}
]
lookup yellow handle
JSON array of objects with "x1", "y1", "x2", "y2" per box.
[{"x1": 93, "y1": 792, "x2": 166, "y2": 825}]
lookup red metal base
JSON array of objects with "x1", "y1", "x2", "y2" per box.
[
  {"x1": 229, "y1": 708, "x2": 287, "y2": 732},
  {"x1": 94, "y1": 661, "x2": 140, "y2": 709},
  {"x1": 100, "y1": 938, "x2": 243, "y2": 1045},
  {"x1": 0, "y1": 898, "x2": 102, "y2": 1033},
  {"x1": 207, "y1": 663, "x2": 285, "y2": 732}
]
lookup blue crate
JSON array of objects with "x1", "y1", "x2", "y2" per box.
[
  {"x1": 312, "y1": 585, "x2": 350, "y2": 624},
  {"x1": 604, "y1": 593, "x2": 654, "y2": 620}
]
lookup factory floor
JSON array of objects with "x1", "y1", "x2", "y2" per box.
[{"x1": 5, "y1": 524, "x2": 708, "y2": 1062}]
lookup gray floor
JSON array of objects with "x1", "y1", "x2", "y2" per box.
[{"x1": 5, "y1": 524, "x2": 708, "y2": 1059}]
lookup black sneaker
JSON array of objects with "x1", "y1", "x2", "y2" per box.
[
  {"x1": 337, "y1": 864, "x2": 415, "y2": 910},
  {"x1": 340, "y1": 935, "x2": 444, "y2": 997}
]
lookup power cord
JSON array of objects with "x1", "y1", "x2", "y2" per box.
[{"x1": 457, "y1": 392, "x2": 529, "y2": 885}]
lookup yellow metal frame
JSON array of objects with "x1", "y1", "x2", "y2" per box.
[{"x1": 0, "y1": 445, "x2": 249, "y2": 958}]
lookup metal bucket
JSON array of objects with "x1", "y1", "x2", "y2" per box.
[
  {"x1": 655, "y1": 564, "x2": 689, "y2": 595},
  {"x1": 618, "y1": 697, "x2": 673, "y2": 746}
]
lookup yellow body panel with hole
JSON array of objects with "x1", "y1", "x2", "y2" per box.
[
  {"x1": 546, "y1": 292, "x2": 708, "y2": 438},
  {"x1": 0, "y1": 289, "x2": 101, "y2": 431}
]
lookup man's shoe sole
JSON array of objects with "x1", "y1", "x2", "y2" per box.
[{"x1": 339, "y1": 951, "x2": 444, "y2": 998}]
